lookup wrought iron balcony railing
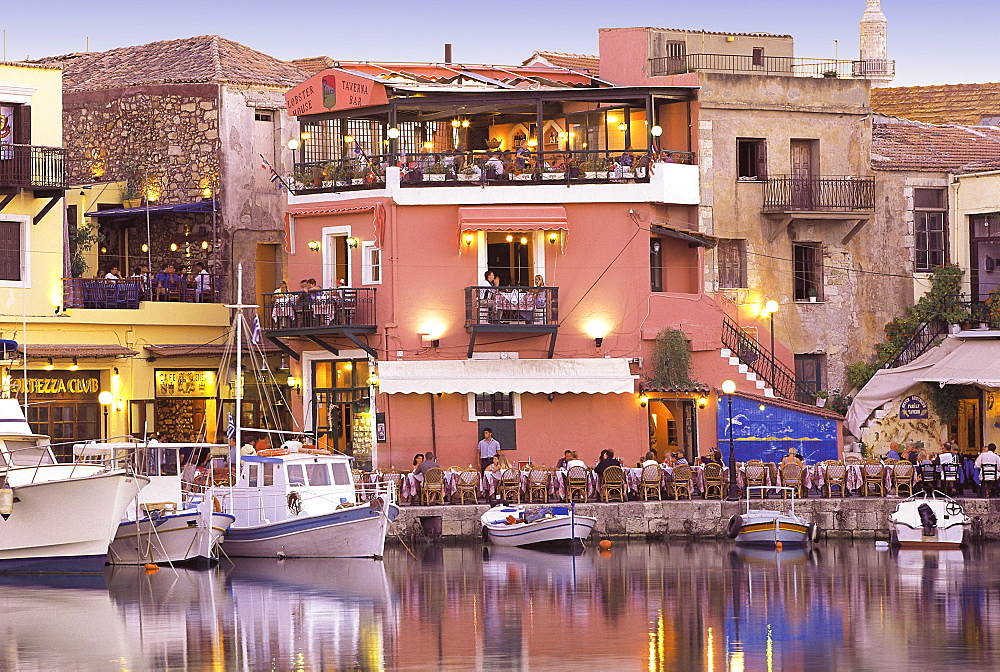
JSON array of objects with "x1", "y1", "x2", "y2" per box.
[
  {"x1": 464, "y1": 286, "x2": 558, "y2": 327},
  {"x1": 762, "y1": 176, "x2": 875, "y2": 212},
  {"x1": 261, "y1": 288, "x2": 376, "y2": 331},
  {"x1": 649, "y1": 53, "x2": 895, "y2": 79},
  {"x1": 721, "y1": 316, "x2": 797, "y2": 400},
  {"x1": 63, "y1": 274, "x2": 225, "y2": 309},
  {"x1": 0, "y1": 144, "x2": 67, "y2": 189}
]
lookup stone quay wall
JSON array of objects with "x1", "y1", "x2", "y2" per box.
[{"x1": 390, "y1": 498, "x2": 1000, "y2": 543}]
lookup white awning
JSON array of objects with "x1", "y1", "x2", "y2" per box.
[
  {"x1": 915, "y1": 338, "x2": 1000, "y2": 387},
  {"x1": 377, "y1": 358, "x2": 635, "y2": 395}
]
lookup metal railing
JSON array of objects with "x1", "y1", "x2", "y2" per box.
[
  {"x1": 262, "y1": 288, "x2": 377, "y2": 330},
  {"x1": 63, "y1": 274, "x2": 225, "y2": 309},
  {"x1": 959, "y1": 301, "x2": 1000, "y2": 329},
  {"x1": 289, "y1": 153, "x2": 389, "y2": 194},
  {"x1": 884, "y1": 319, "x2": 948, "y2": 369},
  {"x1": 762, "y1": 176, "x2": 875, "y2": 212},
  {"x1": 649, "y1": 53, "x2": 895, "y2": 79},
  {"x1": 721, "y1": 316, "x2": 797, "y2": 399},
  {"x1": 0, "y1": 144, "x2": 67, "y2": 189},
  {"x1": 465, "y1": 286, "x2": 558, "y2": 326}
]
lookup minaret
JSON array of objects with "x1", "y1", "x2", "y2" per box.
[{"x1": 859, "y1": 0, "x2": 893, "y2": 86}]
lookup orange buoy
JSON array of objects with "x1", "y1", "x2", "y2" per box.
[
  {"x1": 599, "y1": 549, "x2": 613, "y2": 558},
  {"x1": 775, "y1": 542, "x2": 783, "y2": 551},
  {"x1": 598, "y1": 539, "x2": 612, "y2": 550},
  {"x1": 144, "y1": 563, "x2": 159, "y2": 570}
]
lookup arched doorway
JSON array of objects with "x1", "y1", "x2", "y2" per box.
[{"x1": 647, "y1": 398, "x2": 698, "y2": 462}]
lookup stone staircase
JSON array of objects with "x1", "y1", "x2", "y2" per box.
[{"x1": 719, "y1": 348, "x2": 776, "y2": 398}]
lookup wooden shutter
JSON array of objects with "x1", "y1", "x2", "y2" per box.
[
  {"x1": 755, "y1": 140, "x2": 768, "y2": 180},
  {"x1": 0, "y1": 221, "x2": 21, "y2": 281},
  {"x1": 14, "y1": 105, "x2": 30, "y2": 144}
]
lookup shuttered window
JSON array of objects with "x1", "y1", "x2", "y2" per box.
[
  {"x1": 0, "y1": 221, "x2": 21, "y2": 281},
  {"x1": 736, "y1": 138, "x2": 767, "y2": 180},
  {"x1": 717, "y1": 239, "x2": 747, "y2": 289}
]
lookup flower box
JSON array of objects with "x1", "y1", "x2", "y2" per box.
[
  {"x1": 585, "y1": 171, "x2": 609, "y2": 180},
  {"x1": 512, "y1": 173, "x2": 533, "y2": 181},
  {"x1": 458, "y1": 174, "x2": 480, "y2": 182},
  {"x1": 542, "y1": 172, "x2": 565, "y2": 180},
  {"x1": 423, "y1": 173, "x2": 447, "y2": 182}
]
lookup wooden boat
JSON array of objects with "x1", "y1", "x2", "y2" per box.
[
  {"x1": 480, "y1": 504, "x2": 596, "y2": 548},
  {"x1": 889, "y1": 491, "x2": 970, "y2": 548},
  {"x1": 727, "y1": 486, "x2": 820, "y2": 547}
]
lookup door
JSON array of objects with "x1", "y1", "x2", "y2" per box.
[
  {"x1": 790, "y1": 140, "x2": 816, "y2": 210},
  {"x1": 256, "y1": 243, "x2": 279, "y2": 307},
  {"x1": 323, "y1": 234, "x2": 350, "y2": 289},
  {"x1": 486, "y1": 232, "x2": 533, "y2": 286},
  {"x1": 957, "y1": 398, "x2": 981, "y2": 457},
  {"x1": 252, "y1": 110, "x2": 277, "y2": 194}
]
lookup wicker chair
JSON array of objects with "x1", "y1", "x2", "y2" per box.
[
  {"x1": 382, "y1": 470, "x2": 405, "y2": 503},
  {"x1": 497, "y1": 468, "x2": 522, "y2": 503},
  {"x1": 454, "y1": 469, "x2": 481, "y2": 505},
  {"x1": 743, "y1": 463, "x2": 767, "y2": 498},
  {"x1": 704, "y1": 462, "x2": 726, "y2": 500},
  {"x1": 672, "y1": 464, "x2": 693, "y2": 500},
  {"x1": 861, "y1": 460, "x2": 885, "y2": 496},
  {"x1": 566, "y1": 466, "x2": 589, "y2": 503},
  {"x1": 527, "y1": 468, "x2": 551, "y2": 503},
  {"x1": 640, "y1": 464, "x2": 662, "y2": 500},
  {"x1": 420, "y1": 467, "x2": 445, "y2": 505},
  {"x1": 893, "y1": 461, "x2": 915, "y2": 497},
  {"x1": 780, "y1": 463, "x2": 804, "y2": 498},
  {"x1": 600, "y1": 465, "x2": 626, "y2": 503},
  {"x1": 823, "y1": 461, "x2": 848, "y2": 498},
  {"x1": 844, "y1": 455, "x2": 863, "y2": 466}
]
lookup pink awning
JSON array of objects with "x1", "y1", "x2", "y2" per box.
[{"x1": 459, "y1": 206, "x2": 567, "y2": 231}]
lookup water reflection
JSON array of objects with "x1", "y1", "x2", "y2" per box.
[{"x1": 5, "y1": 541, "x2": 1000, "y2": 669}]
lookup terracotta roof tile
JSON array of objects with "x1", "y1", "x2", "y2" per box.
[
  {"x1": 734, "y1": 391, "x2": 845, "y2": 420},
  {"x1": 522, "y1": 51, "x2": 600, "y2": 76},
  {"x1": 290, "y1": 56, "x2": 338, "y2": 75},
  {"x1": 871, "y1": 83, "x2": 1000, "y2": 126},
  {"x1": 872, "y1": 117, "x2": 1000, "y2": 172},
  {"x1": 19, "y1": 344, "x2": 138, "y2": 358},
  {"x1": 35, "y1": 35, "x2": 309, "y2": 92},
  {"x1": 146, "y1": 343, "x2": 280, "y2": 357}
]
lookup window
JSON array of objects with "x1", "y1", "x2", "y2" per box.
[
  {"x1": 717, "y1": 239, "x2": 747, "y2": 289},
  {"x1": 331, "y1": 462, "x2": 351, "y2": 485},
  {"x1": 650, "y1": 237, "x2": 663, "y2": 292},
  {"x1": 751, "y1": 47, "x2": 765, "y2": 67},
  {"x1": 475, "y1": 393, "x2": 515, "y2": 417},
  {"x1": 254, "y1": 110, "x2": 273, "y2": 122},
  {"x1": 793, "y1": 243, "x2": 823, "y2": 301},
  {"x1": 0, "y1": 220, "x2": 22, "y2": 282},
  {"x1": 306, "y1": 463, "x2": 331, "y2": 486},
  {"x1": 263, "y1": 463, "x2": 274, "y2": 486},
  {"x1": 736, "y1": 139, "x2": 767, "y2": 180},
  {"x1": 970, "y1": 213, "x2": 1000, "y2": 301},
  {"x1": 486, "y1": 231, "x2": 533, "y2": 286},
  {"x1": 913, "y1": 188, "x2": 947, "y2": 272},
  {"x1": 794, "y1": 354, "x2": 824, "y2": 404},
  {"x1": 361, "y1": 242, "x2": 381, "y2": 285},
  {"x1": 247, "y1": 464, "x2": 258, "y2": 487},
  {"x1": 665, "y1": 41, "x2": 686, "y2": 59},
  {"x1": 287, "y1": 464, "x2": 305, "y2": 486}
]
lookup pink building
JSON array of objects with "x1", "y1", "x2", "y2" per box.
[{"x1": 269, "y1": 60, "x2": 831, "y2": 471}]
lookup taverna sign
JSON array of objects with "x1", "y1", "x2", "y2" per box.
[{"x1": 899, "y1": 395, "x2": 929, "y2": 420}]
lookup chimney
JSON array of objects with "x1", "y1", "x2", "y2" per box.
[{"x1": 444, "y1": 43, "x2": 453, "y2": 64}]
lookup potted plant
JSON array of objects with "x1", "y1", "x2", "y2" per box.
[
  {"x1": 332, "y1": 164, "x2": 354, "y2": 186},
  {"x1": 580, "y1": 157, "x2": 608, "y2": 180},
  {"x1": 507, "y1": 162, "x2": 532, "y2": 181},
  {"x1": 806, "y1": 287, "x2": 819, "y2": 303},
  {"x1": 813, "y1": 390, "x2": 830, "y2": 408},
  {"x1": 423, "y1": 163, "x2": 449, "y2": 181},
  {"x1": 542, "y1": 164, "x2": 565, "y2": 180},
  {"x1": 121, "y1": 166, "x2": 144, "y2": 208},
  {"x1": 458, "y1": 165, "x2": 480, "y2": 182}
]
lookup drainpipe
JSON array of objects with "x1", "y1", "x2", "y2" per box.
[{"x1": 429, "y1": 393, "x2": 437, "y2": 454}]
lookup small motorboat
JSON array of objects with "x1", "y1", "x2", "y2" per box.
[
  {"x1": 480, "y1": 504, "x2": 597, "y2": 548},
  {"x1": 889, "y1": 491, "x2": 971, "y2": 548},
  {"x1": 727, "y1": 486, "x2": 820, "y2": 547}
]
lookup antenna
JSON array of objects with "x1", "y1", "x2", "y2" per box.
[{"x1": 86, "y1": 36, "x2": 89, "y2": 52}]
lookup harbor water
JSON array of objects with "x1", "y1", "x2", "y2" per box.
[{"x1": 4, "y1": 539, "x2": 999, "y2": 670}]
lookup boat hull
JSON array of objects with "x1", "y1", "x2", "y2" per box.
[
  {"x1": 736, "y1": 519, "x2": 810, "y2": 547},
  {"x1": 223, "y1": 500, "x2": 399, "y2": 559},
  {"x1": 482, "y1": 506, "x2": 597, "y2": 548},
  {"x1": 0, "y1": 470, "x2": 147, "y2": 573},
  {"x1": 108, "y1": 509, "x2": 235, "y2": 566},
  {"x1": 889, "y1": 494, "x2": 970, "y2": 549}
]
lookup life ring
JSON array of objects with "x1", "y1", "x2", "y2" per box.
[
  {"x1": 301, "y1": 447, "x2": 333, "y2": 455},
  {"x1": 287, "y1": 491, "x2": 302, "y2": 515},
  {"x1": 808, "y1": 522, "x2": 821, "y2": 543},
  {"x1": 946, "y1": 501, "x2": 963, "y2": 516},
  {"x1": 726, "y1": 515, "x2": 743, "y2": 539},
  {"x1": 258, "y1": 448, "x2": 290, "y2": 457},
  {"x1": 213, "y1": 497, "x2": 222, "y2": 513}
]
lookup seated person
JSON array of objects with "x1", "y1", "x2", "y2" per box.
[
  {"x1": 673, "y1": 452, "x2": 689, "y2": 466},
  {"x1": 565, "y1": 451, "x2": 587, "y2": 470},
  {"x1": 555, "y1": 450, "x2": 573, "y2": 469},
  {"x1": 885, "y1": 441, "x2": 902, "y2": 461},
  {"x1": 485, "y1": 455, "x2": 503, "y2": 473},
  {"x1": 640, "y1": 451, "x2": 659, "y2": 468},
  {"x1": 780, "y1": 447, "x2": 802, "y2": 467},
  {"x1": 411, "y1": 453, "x2": 424, "y2": 473},
  {"x1": 975, "y1": 443, "x2": 1000, "y2": 472},
  {"x1": 594, "y1": 449, "x2": 619, "y2": 476},
  {"x1": 414, "y1": 451, "x2": 440, "y2": 476}
]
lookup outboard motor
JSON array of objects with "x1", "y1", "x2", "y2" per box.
[{"x1": 917, "y1": 503, "x2": 937, "y2": 536}]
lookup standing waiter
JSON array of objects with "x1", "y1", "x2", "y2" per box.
[{"x1": 477, "y1": 427, "x2": 500, "y2": 473}]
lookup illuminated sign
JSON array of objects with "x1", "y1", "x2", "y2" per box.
[
  {"x1": 155, "y1": 370, "x2": 217, "y2": 398},
  {"x1": 9, "y1": 371, "x2": 101, "y2": 398}
]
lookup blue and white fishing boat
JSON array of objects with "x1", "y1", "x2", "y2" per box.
[
  {"x1": 481, "y1": 504, "x2": 596, "y2": 548},
  {"x1": 727, "y1": 486, "x2": 821, "y2": 547}
]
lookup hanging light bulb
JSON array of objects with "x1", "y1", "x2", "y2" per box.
[
  {"x1": 141, "y1": 243, "x2": 149, "y2": 253},
  {"x1": 170, "y1": 242, "x2": 178, "y2": 252},
  {"x1": 201, "y1": 240, "x2": 209, "y2": 250}
]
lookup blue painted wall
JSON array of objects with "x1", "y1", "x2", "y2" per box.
[{"x1": 715, "y1": 396, "x2": 839, "y2": 463}]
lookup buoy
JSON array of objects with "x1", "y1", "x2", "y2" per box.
[
  {"x1": 775, "y1": 541, "x2": 783, "y2": 551},
  {"x1": 144, "y1": 563, "x2": 159, "y2": 570},
  {"x1": 598, "y1": 539, "x2": 612, "y2": 550},
  {"x1": 0, "y1": 482, "x2": 13, "y2": 521}
]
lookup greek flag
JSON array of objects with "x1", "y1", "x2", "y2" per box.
[
  {"x1": 226, "y1": 412, "x2": 236, "y2": 440},
  {"x1": 251, "y1": 313, "x2": 261, "y2": 344}
]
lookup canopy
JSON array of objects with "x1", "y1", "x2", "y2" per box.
[
  {"x1": 845, "y1": 336, "x2": 960, "y2": 436},
  {"x1": 915, "y1": 338, "x2": 1000, "y2": 387},
  {"x1": 377, "y1": 358, "x2": 634, "y2": 395},
  {"x1": 85, "y1": 201, "x2": 217, "y2": 218},
  {"x1": 459, "y1": 206, "x2": 567, "y2": 231}
]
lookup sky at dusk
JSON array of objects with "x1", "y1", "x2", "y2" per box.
[{"x1": 2, "y1": 1, "x2": 997, "y2": 87}]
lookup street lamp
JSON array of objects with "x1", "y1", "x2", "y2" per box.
[
  {"x1": 721, "y1": 379, "x2": 739, "y2": 500},
  {"x1": 763, "y1": 299, "x2": 779, "y2": 380},
  {"x1": 98, "y1": 390, "x2": 113, "y2": 441}
]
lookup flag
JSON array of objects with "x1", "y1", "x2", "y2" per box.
[
  {"x1": 226, "y1": 412, "x2": 236, "y2": 440},
  {"x1": 251, "y1": 313, "x2": 261, "y2": 344}
]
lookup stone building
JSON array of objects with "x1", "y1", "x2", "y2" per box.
[{"x1": 36, "y1": 35, "x2": 309, "y2": 304}]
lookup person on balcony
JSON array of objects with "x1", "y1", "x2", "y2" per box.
[
  {"x1": 104, "y1": 265, "x2": 122, "y2": 281},
  {"x1": 484, "y1": 153, "x2": 505, "y2": 180},
  {"x1": 194, "y1": 261, "x2": 212, "y2": 302},
  {"x1": 154, "y1": 264, "x2": 180, "y2": 300}
]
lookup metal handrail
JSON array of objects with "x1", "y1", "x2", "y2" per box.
[
  {"x1": 762, "y1": 175, "x2": 875, "y2": 212},
  {"x1": 262, "y1": 288, "x2": 376, "y2": 330},
  {"x1": 649, "y1": 53, "x2": 895, "y2": 79},
  {"x1": 883, "y1": 319, "x2": 948, "y2": 369},
  {"x1": 464, "y1": 286, "x2": 559, "y2": 326},
  {"x1": 0, "y1": 144, "x2": 67, "y2": 188},
  {"x1": 721, "y1": 316, "x2": 797, "y2": 399}
]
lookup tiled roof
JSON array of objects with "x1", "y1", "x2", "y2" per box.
[
  {"x1": 522, "y1": 51, "x2": 600, "y2": 76},
  {"x1": 19, "y1": 344, "x2": 138, "y2": 358},
  {"x1": 599, "y1": 27, "x2": 792, "y2": 39},
  {"x1": 146, "y1": 343, "x2": 281, "y2": 357},
  {"x1": 290, "y1": 56, "x2": 337, "y2": 75},
  {"x1": 871, "y1": 83, "x2": 1000, "y2": 126},
  {"x1": 957, "y1": 156, "x2": 1000, "y2": 174},
  {"x1": 872, "y1": 117, "x2": 1000, "y2": 172},
  {"x1": 734, "y1": 391, "x2": 845, "y2": 420},
  {"x1": 35, "y1": 35, "x2": 309, "y2": 92}
]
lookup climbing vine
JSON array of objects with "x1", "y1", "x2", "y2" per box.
[{"x1": 649, "y1": 327, "x2": 699, "y2": 390}]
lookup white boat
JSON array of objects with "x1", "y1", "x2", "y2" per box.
[
  {"x1": 89, "y1": 442, "x2": 235, "y2": 566},
  {"x1": 480, "y1": 504, "x2": 597, "y2": 548},
  {"x1": 889, "y1": 491, "x2": 971, "y2": 549},
  {"x1": 217, "y1": 449, "x2": 399, "y2": 559},
  {"x1": 0, "y1": 399, "x2": 148, "y2": 573},
  {"x1": 727, "y1": 486, "x2": 820, "y2": 547}
]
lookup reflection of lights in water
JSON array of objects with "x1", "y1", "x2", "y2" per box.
[
  {"x1": 706, "y1": 627, "x2": 714, "y2": 672},
  {"x1": 648, "y1": 610, "x2": 666, "y2": 671},
  {"x1": 729, "y1": 644, "x2": 745, "y2": 672},
  {"x1": 766, "y1": 624, "x2": 773, "y2": 672}
]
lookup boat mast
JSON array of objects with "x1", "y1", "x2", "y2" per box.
[{"x1": 225, "y1": 264, "x2": 256, "y2": 474}]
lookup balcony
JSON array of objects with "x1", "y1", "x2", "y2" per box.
[
  {"x1": 63, "y1": 274, "x2": 224, "y2": 309},
  {"x1": 649, "y1": 53, "x2": 895, "y2": 79},
  {"x1": 465, "y1": 286, "x2": 559, "y2": 358},
  {"x1": 0, "y1": 145, "x2": 67, "y2": 191},
  {"x1": 261, "y1": 288, "x2": 377, "y2": 358},
  {"x1": 762, "y1": 176, "x2": 875, "y2": 213}
]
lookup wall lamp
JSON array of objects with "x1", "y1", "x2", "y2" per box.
[
  {"x1": 69, "y1": 358, "x2": 79, "y2": 371},
  {"x1": 594, "y1": 337, "x2": 604, "y2": 348},
  {"x1": 286, "y1": 375, "x2": 301, "y2": 392},
  {"x1": 44, "y1": 358, "x2": 54, "y2": 371},
  {"x1": 346, "y1": 237, "x2": 360, "y2": 249},
  {"x1": 307, "y1": 240, "x2": 321, "y2": 252},
  {"x1": 697, "y1": 396, "x2": 709, "y2": 409},
  {"x1": 419, "y1": 333, "x2": 440, "y2": 348},
  {"x1": 548, "y1": 232, "x2": 558, "y2": 244},
  {"x1": 639, "y1": 395, "x2": 649, "y2": 408},
  {"x1": 463, "y1": 233, "x2": 475, "y2": 246}
]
